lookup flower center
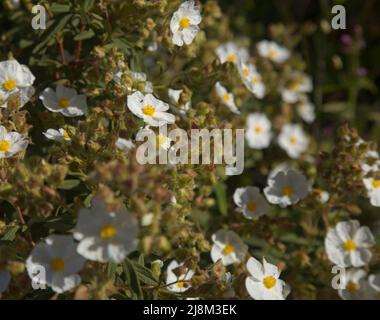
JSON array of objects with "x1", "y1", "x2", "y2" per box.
[
  {"x1": 268, "y1": 49, "x2": 279, "y2": 59},
  {"x1": 372, "y1": 179, "x2": 380, "y2": 188},
  {"x1": 100, "y1": 224, "x2": 117, "y2": 239},
  {"x1": 343, "y1": 239, "x2": 356, "y2": 251},
  {"x1": 3, "y1": 79, "x2": 17, "y2": 91},
  {"x1": 177, "y1": 281, "x2": 185, "y2": 288},
  {"x1": 254, "y1": 126, "x2": 262, "y2": 134},
  {"x1": 282, "y1": 185, "x2": 294, "y2": 196},
  {"x1": 289, "y1": 136, "x2": 298, "y2": 145},
  {"x1": 346, "y1": 281, "x2": 358, "y2": 293},
  {"x1": 179, "y1": 17, "x2": 190, "y2": 29},
  {"x1": 289, "y1": 81, "x2": 300, "y2": 91},
  {"x1": 58, "y1": 97, "x2": 70, "y2": 108},
  {"x1": 223, "y1": 244, "x2": 234, "y2": 255},
  {"x1": 247, "y1": 201, "x2": 256, "y2": 212},
  {"x1": 251, "y1": 77, "x2": 260, "y2": 85},
  {"x1": 263, "y1": 276, "x2": 277, "y2": 289},
  {"x1": 143, "y1": 104, "x2": 156, "y2": 117},
  {"x1": 0, "y1": 139, "x2": 10, "y2": 152},
  {"x1": 227, "y1": 54, "x2": 236, "y2": 63},
  {"x1": 243, "y1": 68, "x2": 249, "y2": 77},
  {"x1": 62, "y1": 130, "x2": 70, "y2": 139},
  {"x1": 223, "y1": 94, "x2": 230, "y2": 102},
  {"x1": 50, "y1": 257, "x2": 65, "y2": 272}
]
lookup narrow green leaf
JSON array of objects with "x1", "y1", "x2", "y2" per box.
[
  {"x1": 58, "y1": 179, "x2": 80, "y2": 190},
  {"x1": 214, "y1": 182, "x2": 227, "y2": 216},
  {"x1": 1, "y1": 226, "x2": 20, "y2": 241},
  {"x1": 50, "y1": 3, "x2": 72, "y2": 13},
  {"x1": 74, "y1": 29, "x2": 95, "y2": 41},
  {"x1": 122, "y1": 258, "x2": 143, "y2": 299}
]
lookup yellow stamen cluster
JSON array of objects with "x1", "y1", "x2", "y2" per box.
[
  {"x1": 223, "y1": 244, "x2": 234, "y2": 255},
  {"x1": 227, "y1": 54, "x2": 237, "y2": 63},
  {"x1": 0, "y1": 140, "x2": 10, "y2": 152},
  {"x1": 143, "y1": 104, "x2": 155, "y2": 117},
  {"x1": 247, "y1": 201, "x2": 256, "y2": 212},
  {"x1": 289, "y1": 136, "x2": 298, "y2": 145},
  {"x1": 179, "y1": 17, "x2": 190, "y2": 29},
  {"x1": 100, "y1": 224, "x2": 117, "y2": 239},
  {"x1": 343, "y1": 239, "x2": 357, "y2": 251},
  {"x1": 50, "y1": 257, "x2": 65, "y2": 272},
  {"x1": 346, "y1": 281, "x2": 359, "y2": 293},
  {"x1": 263, "y1": 276, "x2": 277, "y2": 289},
  {"x1": 3, "y1": 79, "x2": 17, "y2": 91},
  {"x1": 282, "y1": 186, "x2": 294, "y2": 197},
  {"x1": 58, "y1": 97, "x2": 70, "y2": 108},
  {"x1": 372, "y1": 180, "x2": 380, "y2": 188}
]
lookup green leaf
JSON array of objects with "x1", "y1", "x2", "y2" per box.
[
  {"x1": 106, "y1": 262, "x2": 118, "y2": 278},
  {"x1": 122, "y1": 258, "x2": 143, "y2": 299},
  {"x1": 133, "y1": 263, "x2": 158, "y2": 287},
  {"x1": 214, "y1": 182, "x2": 227, "y2": 216},
  {"x1": 58, "y1": 179, "x2": 80, "y2": 190},
  {"x1": 1, "y1": 225, "x2": 20, "y2": 241},
  {"x1": 83, "y1": 0, "x2": 95, "y2": 11},
  {"x1": 74, "y1": 29, "x2": 95, "y2": 41},
  {"x1": 50, "y1": 3, "x2": 72, "y2": 13}
]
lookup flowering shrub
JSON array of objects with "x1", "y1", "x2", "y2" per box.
[{"x1": 0, "y1": 0, "x2": 379, "y2": 300}]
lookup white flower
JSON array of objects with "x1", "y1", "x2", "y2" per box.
[
  {"x1": 26, "y1": 235, "x2": 85, "y2": 293},
  {"x1": 141, "y1": 212, "x2": 154, "y2": 227},
  {"x1": 0, "y1": 270, "x2": 11, "y2": 293},
  {"x1": 245, "y1": 113, "x2": 272, "y2": 149},
  {"x1": 215, "y1": 82, "x2": 239, "y2": 114},
  {"x1": 170, "y1": 1, "x2": 201, "y2": 46},
  {"x1": 210, "y1": 230, "x2": 248, "y2": 266},
  {"x1": 0, "y1": 125, "x2": 28, "y2": 159},
  {"x1": 257, "y1": 40, "x2": 290, "y2": 63},
  {"x1": 43, "y1": 128, "x2": 71, "y2": 142},
  {"x1": 325, "y1": 220, "x2": 375, "y2": 268},
  {"x1": 338, "y1": 269, "x2": 373, "y2": 300},
  {"x1": 245, "y1": 257, "x2": 289, "y2": 300},
  {"x1": 361, "y1": 150, "x2": 380, "y2": 174},
  {"x1": 363, "y1": 177, "x2": 380, "y2": 207},
  {"x1": 168, "y1": 88, "x2": 191, "y2": 114},
  {"x1": 314, "y1": 188, "x2": 330, "y2": 204},
  {"x1": 0, "y1": 86, "x2": 35, "y2": 110},
  {"x1": 39, "y1": 84, "x2": 87, "y2": 117},
  {"x1": 215, "y1": 42, "x2": 249, "y2": 64},
  {"x1": 233, "y1": 186, "x2": 270, "y2": 219},
  {"x1": 0, "y1": 60, "x2": 35, "y2": 97},
  {"x1": 238, "y1": 61, "x2": 265, "y2": 99},
  {"x1": 115, "y1": 138, "x2": 135, "y2": 152},
  {"x1": 369, "y1": 273, "x2": 380, "y2": 299},
  {"x1": 268, "y1": 163, "x2": 292, "y2": 180},
  {"x1": 127, "y1": 91, "x2": 175, "y2": 127},
  {"x1": 278, "y1": 124, "x2": 309, "y2": 159},
  {"x1": 280, "y1": 72, "x2": 312, "y2": 104},
  {"x1": 74, "y1": 198, "x2": 138, "y2": 263},
  {"x1": 297, "y1": 97, "x2": 315, "y2": 123},
  {"x1": 166, "y1": 260, "x2": 195, "y2": 293},
  {"x1": 264, "y1": 170, "x2": 309, "y2": 208}
]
